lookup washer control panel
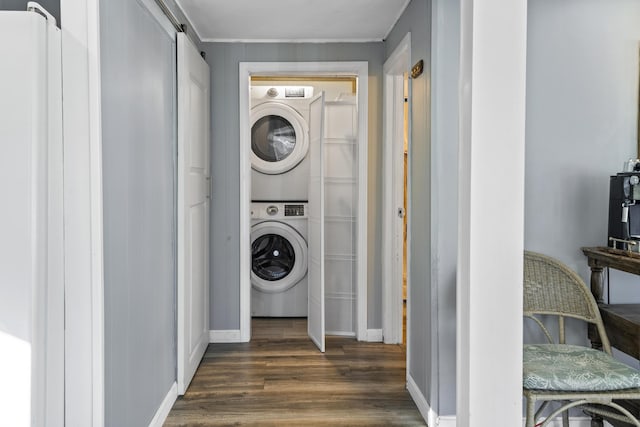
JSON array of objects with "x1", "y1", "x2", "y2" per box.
[
  {"x1": 284, "y1": 204, "x2": 305, "y2": 217},
  {"x1": 251, "y1": 202, "x2": 307, "y2": 220}
]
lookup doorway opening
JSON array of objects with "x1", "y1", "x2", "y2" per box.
[
  {"x1": 382, "y1": 33, "x2": 411, "y2": 347},
  {"x1": 249, "y1": 77, "x2": 354, "y2": 329},
  {"x1": 238, "y1": 62, "x2": 369, "y2": 347}
]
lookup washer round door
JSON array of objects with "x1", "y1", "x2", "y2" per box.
[
  {"x1": 250, "y1": 102, "x2": 309, "y2": 175},
  {"x1": 251, "y1": 221, "x2": 308, "y2": 293}
]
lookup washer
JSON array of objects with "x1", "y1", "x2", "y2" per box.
[
  {"x1": 250, "y1": 86, "x2": 313, "y2": 201},
  {"x1": 251, "y1": 201, "x2": 308, "y2": 317}
]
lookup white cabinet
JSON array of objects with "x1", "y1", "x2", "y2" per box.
[{"x1": 0, "y1": 7, "x2": 63, "y2": 426}]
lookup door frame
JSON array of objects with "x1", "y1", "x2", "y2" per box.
[
  {"x1": 61, "y1": 0, "x2": 105, "y2": 425},
  {"x1": 238, "y1": 61, "x2": 369, "y2": 342},
  {"x1": 382, "y1": 33, "x2": 411, "y2": 345}
]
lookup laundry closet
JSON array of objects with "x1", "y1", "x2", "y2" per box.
[{"x1": 249, "y1": 77, "x2": 360, "y2": 338}]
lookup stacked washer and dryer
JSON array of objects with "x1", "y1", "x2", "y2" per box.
[{"x1": 250, "y1": 86, "x2": 313, "y2": 317}]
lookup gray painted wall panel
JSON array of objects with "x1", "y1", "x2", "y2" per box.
[
  {"x1": 385, "y1": 0, "x2": 433, "y2": 404},
  {"x1": 202, "y1": 42, "x2": 385, "y2": 330},
  {"x1": 100, "y1": 0, "x2": 177, "y2": 425},
  {"x1": 525, "y1": 0, "x2": 640, "y2": 345},
  {"x1": 430, "y1": 0, "x2": 460, "y2": 416}
]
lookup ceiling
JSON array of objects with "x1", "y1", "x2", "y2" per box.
[{"x1": 175, "y1": 0, "x2": 411, "y2": 43}]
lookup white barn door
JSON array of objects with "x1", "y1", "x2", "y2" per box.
[
  {"x1": 308, "y1": 92, "x2": 326, "y2": 352},
  {"x1": 177, "y1": 33, "x2": 210, "y2": 394}
]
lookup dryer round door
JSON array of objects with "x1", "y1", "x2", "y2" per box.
[
  {"x1": 250, "y1": 102, "x2": 309, "y2": 175},
  {"x1": 251, "y1": 221, "x2": 308, "y2": 293}
]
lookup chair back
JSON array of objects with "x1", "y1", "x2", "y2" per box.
[{"x1": 523, "y1": 251, "x2": 611, "y2": 352}]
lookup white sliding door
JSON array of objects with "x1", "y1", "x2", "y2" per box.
[
  {"x1": 177, "y1": 32, "x2": 211, "y2": 394},
  {"x1": 307, "y1": 92, "x2": 326, "y2": 352}
]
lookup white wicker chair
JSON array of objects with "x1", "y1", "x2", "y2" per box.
[{"x1": 523, "y1": 251, "x2": 640, "y2": 427}]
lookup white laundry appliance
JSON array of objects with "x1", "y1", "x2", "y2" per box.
[
  {"x1": 250, "y1": 86, "x2": 313, "y2": 201},
  {"x1": 251, "y1": 202, "x2": 308, "y2": 317}
]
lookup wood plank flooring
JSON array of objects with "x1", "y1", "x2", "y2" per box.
[{"x1": 164, "y1": 318, "x2": 425, "y2": 426}]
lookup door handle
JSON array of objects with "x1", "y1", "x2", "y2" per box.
[{"x1": 397, "y1": 207, "x2": 405, "y2": 218}]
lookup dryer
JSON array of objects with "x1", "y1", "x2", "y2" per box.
[
  {"x1": 251, "y1": 201, "x2": 308, "y2": 317},
  {"x1": 250, "y1": 86, "x2": 313, "y2": 201}
]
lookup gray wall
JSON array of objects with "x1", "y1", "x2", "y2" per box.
[
  {"x1": 100, "y1": 0, "x2": 178, "y2": 425},
  {"x1": 386, "y1": 0, "x2": 640, "y2": 418},
  {"x1": 202, "y1": 42, "x2": 385, "y2": 330},
  {"x1": 525, "y1": 0, "x2": 640, "y2": 354},
  {"x1": 430, "y1": 0, "x2": 459, "y2": 416},
  {"x1": 385, "y1": 0, "x2": 435, "y2": 409},
  {"x1": 0, "y1": 0, "x2": 59, "y2": 25}
]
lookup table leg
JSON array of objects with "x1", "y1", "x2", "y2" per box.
[
  {"x1": 588, "y1": 264, "x2": 605, "y2": 427},
  {"x1": 590, "y1": 265, "x2": 604, "y2": 304}
]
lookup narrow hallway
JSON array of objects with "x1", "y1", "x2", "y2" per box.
[{"x1": 164, "y1": 318, "x2": 425, "y2": 426}]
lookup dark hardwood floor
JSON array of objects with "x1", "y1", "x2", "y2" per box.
[{"x1": 164, "y1": 318, "x2": 425, "y2": 426}]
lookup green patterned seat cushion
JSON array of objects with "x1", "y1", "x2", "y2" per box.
[{"x1": 524, "y1": 344, "x2": 640, "y2": 391}]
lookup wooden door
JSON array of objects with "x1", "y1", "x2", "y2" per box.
[{"x1": 177, "y1": 33, "x2": 210, "y2": 394}]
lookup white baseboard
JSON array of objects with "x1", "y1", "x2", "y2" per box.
[
  {"x1": 148, "y1": 381, "x2": 177, "y2": 427},
  {"x1": 406, "y1": 374, "x2": 437, "y2": 426},
  {"x1": 535, "y1": 419, "x2": 608, "y2": 427},
  {"x1": 326, "y1": 331, "x2": 357, "y2": 337},
  {"x1": 437, "y1": 416, "x2": 456, "y2": 427},
  {"x1": 434, "y1": 416, "x2": 599, "y2": 427},
  {"x1": 365, "y1": 329, "x2": 383, "y2": 342},
  {"x1": 209, "y1": 329, "x2": 242, "y2": 343},
  {"x1": 402, "y1": 378, "x2": 597, "y2": 427}
]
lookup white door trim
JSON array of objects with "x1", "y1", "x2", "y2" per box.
[
  {"x1": 238, "y1": 61, "x2": 369, "y2": 341},
  {"x1": 238, "y1": 63, "x2": 252, "y2": 342},
  {"x1": 382, "y1": 33, "x2": 411, "y2": 345},
  {"x1": 457, "y1": 0, "x2": 527, "y2": 423},
  {"x1": 60, "y1": 0, "x2": 105, "y2": 425}
]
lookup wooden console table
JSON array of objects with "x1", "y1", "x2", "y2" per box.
[
  {"x1": 582, "y1": 246, "x2": 640, "y2": 358},
  {"x1": 582, "y1": 246, "x2": 640, "y2": 425}
]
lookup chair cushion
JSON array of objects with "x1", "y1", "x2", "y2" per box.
[{"x1": 523, "y1": 344, "x2": 640, "y2": 391}]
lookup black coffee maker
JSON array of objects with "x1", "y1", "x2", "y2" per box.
[{"x1": 608, "y1": 164, "x2": 640, "y2": 250}]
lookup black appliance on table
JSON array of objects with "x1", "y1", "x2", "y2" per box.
[{"x1": 609, "y1": 169, "x2": 640, "y2": 250}]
